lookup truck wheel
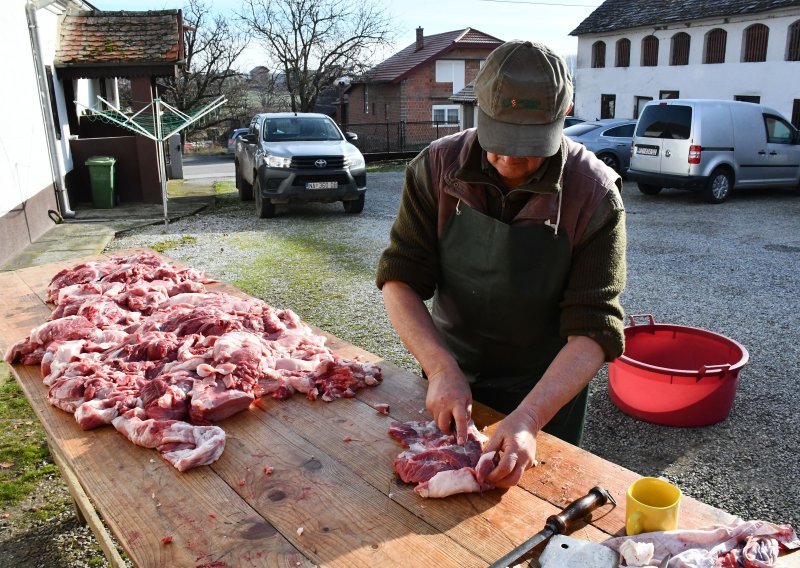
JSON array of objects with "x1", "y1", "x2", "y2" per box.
[
  {"x1": 637, "y1": 183, "x2": 662, "y2": 195},
  {"x1": 343, "y1": 194, "x2": 365, "y2": 214},
  {"x1": 703, "y1": 168, "x2": 732, "y2": 204},
  {"x1": 254, "y1": 178, "x2": 276, "y2": 218}
]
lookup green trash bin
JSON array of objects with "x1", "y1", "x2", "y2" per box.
[{"x1": 85, "y1": 156, "x2": 116, "y2": 208}]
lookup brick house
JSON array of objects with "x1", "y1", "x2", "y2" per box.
[{"x1": 338, "y1": 27, "x2": 502, "y2": 153}]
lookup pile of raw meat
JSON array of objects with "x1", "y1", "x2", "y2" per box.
[
  {"x1": 5, "y1": 251, "x2": 381, "y2": 471},
  {"x1": 389, "y1": 420, "x2": 496, "y2": 498}
]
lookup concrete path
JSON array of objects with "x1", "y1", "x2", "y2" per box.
[{"x1": 1, "y1": 178, "x2": 219, "y2": 271}]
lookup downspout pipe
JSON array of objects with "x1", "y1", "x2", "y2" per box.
[{"x1": 26, "y1": 0, "x2": 75, "y2": 219}]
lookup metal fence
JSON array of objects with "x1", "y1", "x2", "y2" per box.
[{"x1": 338, "y1": 120, "x2": 462, "y2": 155}]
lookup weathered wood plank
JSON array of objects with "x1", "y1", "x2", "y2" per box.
[
  {"x1": 248, "y1": 389, "x2": 609, "y2": 566},
  {"x1": 210, "y1": 405, "x2": 486, "y2": 567}
]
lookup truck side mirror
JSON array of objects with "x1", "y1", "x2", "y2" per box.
[
  {"x1": 345, "y1": 132, "x2": 358, "y2": 142},
  {"x1": 242, "y1": 133, "x2": 258, "y2": 144}
]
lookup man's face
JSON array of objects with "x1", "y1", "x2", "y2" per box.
[{"x1": 486, "y1": 153, "x2": 546, "y2": 187}]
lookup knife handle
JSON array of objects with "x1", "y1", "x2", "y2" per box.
[{"x1": 545, "y1": 486, "x2": 614, "y2": 535}]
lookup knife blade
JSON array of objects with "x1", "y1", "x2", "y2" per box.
[{"x1": 488, "y1": 486, "x2": 615, "y2": 568}]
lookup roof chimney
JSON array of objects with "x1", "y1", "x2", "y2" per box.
[{"x1": 416, "y1": 27, "x2": 424, "y2": 51}]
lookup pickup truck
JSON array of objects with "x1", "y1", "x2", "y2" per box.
[{"x1": 234, "y1": 112, "x2": 367, "y2": 218}]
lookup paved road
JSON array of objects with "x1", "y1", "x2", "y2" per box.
[{"x1": 181, "y1": 153, "x2": 234, "y2": 179}]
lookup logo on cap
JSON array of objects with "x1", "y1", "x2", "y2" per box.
[{"x1": 501, "y1": 98, "x2": 542, "y2": 110}]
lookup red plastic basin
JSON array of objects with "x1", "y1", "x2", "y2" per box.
[{"x1": 608, "y1": 314, "x2": 749, "y2": 427}]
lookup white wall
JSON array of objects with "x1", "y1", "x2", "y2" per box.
[
  {"x1": 573, "y1": 9, "x2": 800, "y2": 121},
  {"x1": 0, "y1": 2, "x2": 55, "y2": 216}
]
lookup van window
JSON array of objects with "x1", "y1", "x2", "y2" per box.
[
  {"x1": 635, "y1": 105, "x2": 692, "y2": 139},
  {"x1": 764, "y1": 115, "x2": 795, "y2": 144}
]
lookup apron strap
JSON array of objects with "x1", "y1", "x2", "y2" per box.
[{"x1": 544, "y1": 189, "x2": 563, "y2": 237}]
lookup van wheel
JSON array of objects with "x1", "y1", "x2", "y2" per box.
[
  {"x1": 254, "y1": 178, "x2": 276, "y2": 218},
  {"x1": 703, "y1": 169, "x2": 732, "y2": 204},
  {"x1": 598, "y1": 153, "x2": 620, "y2": 173},
  {"x1": 235, "y1": 162, "x2": 254, "y2": 201},
  {"x1": 343, "y1": 194, "x2": 365, "y2": 214},
  {"x1": 637, "y1": 183, "x2": 662, "y2": 195}
]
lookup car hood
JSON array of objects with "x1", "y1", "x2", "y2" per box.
[{"x1": 264, "y1": 140, "x2": 360, "y2": 156}]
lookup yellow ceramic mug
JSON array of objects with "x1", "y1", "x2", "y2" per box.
[{"x1": 626, "y1": 477, "x2": 682, "y2": 535}]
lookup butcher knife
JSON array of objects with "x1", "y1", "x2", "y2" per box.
[{"x1": 487, "y1": 486, "x2": 616, "y2": 568}]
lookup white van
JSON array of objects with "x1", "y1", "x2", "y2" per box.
[{"x1": 627, "y1": 99, "x2": 800, "y2": 203}]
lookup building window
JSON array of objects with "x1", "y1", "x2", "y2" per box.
[
  {"x1": 786, "y1": 20, "x2": 800, "y2": 61},
  {"x1": 704, "y1": 28, "x2": 727, "y2": 63},
  {"x1": 601, "y1": 94, "x2": 616, "y2": 119},
  {"x1": 615, "y1": 38, "x2": 630, "y2": 67},
  {"x1": 435, "y1": 60, "x2": 466, "y2": 93},
  {"x1": 642, "y1": 35, "x2": 659, "y2": 66},
  {"x1": 671, "y1": 32, "x2": 690, "y2": 65},
  {"x1": 592, "y1": 41, "x2": 606, "y2": 68},
  {"x1": 634, "y1": 96, "x2": 653, "y2": 119},
  {"x1": 660, "y1": 90, "x2": 679, "y2": 99},
  {"x1": 743, "y1": 24, "x2": 769, "y2": 62},
  {"x1": 734, "y1": 95, "x2": 761, "y2": 103},
  {"x1": 432, "y1": 105, "x2": 460, "y2": 126}
]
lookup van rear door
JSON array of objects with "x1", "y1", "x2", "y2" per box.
[{"x1": 632, "y1": 103, "x2": 693, "y2": 176}]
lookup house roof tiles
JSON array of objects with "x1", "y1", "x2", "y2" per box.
[
  {"x1": 571, "y1": 0, "x2": 800, "y2": 35},
  {"x1": 55, "y1": 10, "x2": 183, "y2": 67},
  {"x1": 365, "y1": 27, "x2": 503, "y2": 83}
]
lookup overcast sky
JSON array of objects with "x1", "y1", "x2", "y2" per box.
[{"x1": 96, "y1": 0, "x2": 601, "y2": 69}]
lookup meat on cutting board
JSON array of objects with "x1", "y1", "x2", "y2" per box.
[
  {"x1": 5, "y1": 251, "x2": 382, "y2": 471},
  {"x1": 389, "y1": 420, "x2": 495, "y2": 498}
]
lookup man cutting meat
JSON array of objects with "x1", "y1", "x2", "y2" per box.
[{"x1": 376, "y1": 40, "x2": 627, "y2": 489}]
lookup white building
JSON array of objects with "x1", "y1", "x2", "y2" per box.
[
  {"x1": 0, "y1": 0, "x2": 99, "y2": 266},
  {"x1": 570, "y1": 0, "x2": 800, "y2": 124}
]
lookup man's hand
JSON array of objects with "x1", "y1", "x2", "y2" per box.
[
  {"x1": 483, "y1": 407, "x2": 540, "y2": 488},
  {"x1": 426, "y1": 368, "x2": 472, "y2": 445}
]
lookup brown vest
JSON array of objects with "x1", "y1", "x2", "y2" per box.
[{"x1": 426, "y1": 129, "x2": 621, "y2": 250}]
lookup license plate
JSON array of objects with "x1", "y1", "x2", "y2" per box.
[
  {"x1": 636, "y1": 146, "x2": 659, "y2": 156},
  {"x1": 305, "y1": 181, "x2": 338, "y2": 189}
]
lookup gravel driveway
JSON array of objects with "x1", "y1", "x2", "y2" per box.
[{"x1": 106, "y1": 174, "x2": 800, "y2": 532}]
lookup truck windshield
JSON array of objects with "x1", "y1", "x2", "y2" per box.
[
  {"x1": 264, "y1": 117, "x2": 343, "y2": 142},
  {"x1": 635, "y1": 105, "x2": 692, "y2": 139}
]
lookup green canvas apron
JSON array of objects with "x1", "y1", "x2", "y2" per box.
[{"x1": 431, "y1": 198, "x2": 589, "y2": 445}]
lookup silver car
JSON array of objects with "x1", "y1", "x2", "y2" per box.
[{"x1": 564, "y1": 118, "x2": 638, "y2": 175}]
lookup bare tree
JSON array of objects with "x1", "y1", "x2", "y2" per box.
[
  {"x1": 160, "y1": 0, "x2": 251, "y2": 138},
  {"x1": 239, "y1": 0, "x2": 395, "y2": 113}
]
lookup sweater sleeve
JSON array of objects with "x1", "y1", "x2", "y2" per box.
[
  {"x1": 375, "y1": 149, "x2": 440, "y2": 300},
  {"x1": 559, "y1": 188, "x2": 627, "y2": 361}
]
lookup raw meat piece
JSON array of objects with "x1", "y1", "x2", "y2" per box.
[
  {"x1": 5, "y1": 316, "x2": 96, "y2": 365},
  {"x1": 415, "y1": 451, "x2": 496, "y2": 498},
  {"x1": 8, "y1": 252, "x2": 382, "y2": 471},
  {"x1": 602, "y1": 519, "x2": 800, "y2": 568},
  {"x1": 389, "y1": 420, "x2": 495, "y2": 498},
  {"x1": 112, "y1": 413, "x2": 225, "y2": 471}
]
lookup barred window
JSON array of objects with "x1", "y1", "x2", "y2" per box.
[
  {"x1": 787, "y1": 20, "x2": 800, "y2": 61},
  {"x1": 616, "y1": 38, "x2": 631, "y2": 67},
  {"x1": 642, "y1": 35, "x2": 659, "y2": 66},
  {"x1": 743, "y1": 24, "x2": 769, "y2": 62},
  {"x1": 704, "y1": 28, "x2": 727, "y2": 63},
  {"x1": 592, "y1": 41, "x2": 606, "y2": 68},
  {"x1": 671, "y1": 32, "x2": 690, "y2": 65}
]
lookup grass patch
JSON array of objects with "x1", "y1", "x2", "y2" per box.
[
  {"x1": 149, "y1": 235, "x2": 198, "y2": 253},
  {"x1": 0, "y1": 365, "x2": 58, "y2": 506},
  {"x1": 367, "y1": 159, "x2": 408, "y2": 173},
  {"x1": 213, "y1": 180, "x2": 236, "y2": 196}
]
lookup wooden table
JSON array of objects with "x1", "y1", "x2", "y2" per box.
[{"x1": 0, "y1": 253, "x2": 790, "y2": 568}]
